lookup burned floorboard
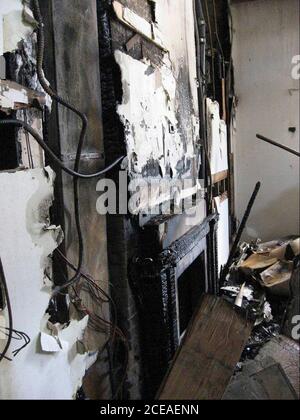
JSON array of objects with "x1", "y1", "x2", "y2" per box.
[{"x1": 158, "y1": 294, "x2": 254, "y2": 400}]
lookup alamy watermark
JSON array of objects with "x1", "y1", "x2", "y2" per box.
[
  {"x1": 95, "y1": 171, "x2": 205, "y2": 225},
  {"x1": 291, "y1": 55, "x2": 300, "y2": 80},
  {"x1": 292, "y1": 315, "x2": 300, "y2": 340}
]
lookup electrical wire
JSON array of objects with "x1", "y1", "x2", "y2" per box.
[
  {"x1": 226, "y1": 0, "x2": 234, "y2": 118},
  {"x1": 194, "y1": 0, "x2": 213, "y2": 212},
  {"x1": 71, "y1": 283, "x2": 129, "y2": 400},
  {"x1": 32, "y1": 0, "x2": 86, "y2": 291},
  {"x1": 204, "y1": 0, "x2": 216, "y2": 99},
  {"x1": 212, "y1": 0, "x2": 225, "y2": 61},
  {"x1": 1, "y1": 0, "x2": 127, "y2": 392},
  {"x1": 55, "y1": 249, "x2": 129, "y2": 399},
  {"x1": 22, "y1": 110, "x2": 34, "y2": 169},
  {"x1": 0, "y1": 258, "x2": 13, "y2": 364},
  {"x1": 0, "y1": 327, "x2": 30, "y2": 358},
  {"x1": 0, "y1": 259, "x2": 30, "y2": 361},
  {"x1": 50, "y1": 249, "x2": 128, "y2": 397},
  {"x1": 0, "y1": 116, "x2": 123, "y2": 296},
  {"x1": 56, "y1": 248, "x2": 119, "y2": 350},
  {"x1": 30, "y1": 0, "x2": 125, "y2": 295},
  {"x1": 0, "y1": 119, "x2": 124, "y2": 180}
]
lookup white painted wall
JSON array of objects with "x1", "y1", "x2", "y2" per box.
[
  {"x1": 0, "y1": 0, "x2": 34, "y2": 56},
  {"x1": 0, "y1": 2, "x2": 97, "y2": 399},
  {"x1": 231, "y1": 0, "x2": 300, "y2": 241}
]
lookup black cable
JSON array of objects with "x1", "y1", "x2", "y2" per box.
[
  {"x1": 56, "y1": 249, "x2": 118, "y2": 339},
  {"x1": 194, "y1": 0, "x2": 207, "y2": 82},
  {"x1": 56, "y1": 249, "x2": 129, "y2": 398},
  {"x1": 0, "y1": 118, "x2": 123, "y2": 294},
  {"x1": 33, "y1": 0, "x2": 84, "y2": 289},
  {"x1": 0, "y1": 327, "x2": 31, "y2": 357},
  {"x1": 204, "y1": 0, "x2": 216, "y2": 99},
  {"x1": 0, "y1": 120, "x2": 124, "y2": 179},
  {"x1": 31, "y1": 0, "x2": 128, "y2": 395},
  {"x1": 0, "y1": 258, "x2": 13, "y2": 363},
  {"x1": 29, "y1": 0, "x2": 125, "y2": 293},
  {"x1": 194, "y1": 0, "x2": 213, "y2": 213},
  {"x1": 32, "y1": 0, "x2": 87, "y2": 150},
  {"x1": 212, "y1": 0, "x2": 225, "y2": 61}
]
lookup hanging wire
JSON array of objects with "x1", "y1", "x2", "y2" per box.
[{"x1": 0, "y1": 259, "x2": 13, "y2": 363}]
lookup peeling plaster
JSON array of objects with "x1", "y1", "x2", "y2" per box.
[
  {"x1": 206, "y1": 98, "x2": 229, "y2": 176},
  {"x1": 0, "y1": 168, "x2": 91, "y2": 399},
  {"x1": 13, "y1": 33, "x2": 51, "y2": 168},
  {"x1": 153, "y1": 0, "x2": 199, "y2": 115},
  {"x1": 0, "y1": 1, "x2": 51, "y2": 169},
  {"x1": 113, "y1": 1, "x2": 167, "y2": 51},
  {"x1": 115, "y1": 50, "x2": 195, "y2": 179},
  {"x1": 113, "y1": 1, "x2": 202, "y2": 216},
  {"x1": 13, "y1": 32, "x2": 52, "y2": 168},
  {"x1": 0, "y1": 0, "x2": 36, "y2": 56},
  {"x1": 115, "y1": 48, "x2": 202, "y2": 213}
]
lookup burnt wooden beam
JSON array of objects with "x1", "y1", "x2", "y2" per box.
[{"x1": 41, "y1": 0, "x2": 111, "y2": 398}]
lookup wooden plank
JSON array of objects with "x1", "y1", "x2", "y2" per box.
[
  {"x1": 158, "y1": 294, "x2": 253, "y2": 400},
  {"x1": 212, "y1": 170, "x2": 228, "y2": 184},
  {"x1": 112, "y1": 1, "x2": 167, "y2": 52}
]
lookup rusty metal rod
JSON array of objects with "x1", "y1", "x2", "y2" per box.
[{"x1": 257, "y1": 134, "x2": 300, "y2": 158}]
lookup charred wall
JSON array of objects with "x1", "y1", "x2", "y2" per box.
[{"x1": 96, "y1": 0, "x2": 208, "y2": 399}]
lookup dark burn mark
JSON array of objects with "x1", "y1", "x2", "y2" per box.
[
  {"x1": 97, "y1": 1, "x2": 126, "y2": 160},
  {"x1": 148, "y1": 0, "x2": 157, "y2": 23},
  {"x1": 144, "y1": 65, "x2": 155, "y2": 76}
]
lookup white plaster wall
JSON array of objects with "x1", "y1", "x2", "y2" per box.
[
  {"x1": 231, "y1": 0, "x2": 300, "y2": 241},
  {"x1": 0, "y1": 0, "x2": 34, "y2": 56},
  {"x1": 0, "y1": 2, "x2": 106, "y2": 399},
  {"x1": 0, "y1": 169, "x2": 94, "y2": 400}
]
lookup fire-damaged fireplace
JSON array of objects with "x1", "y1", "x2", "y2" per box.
[
  {"x1": 130, "y1": 212, "x2": 219, "y2": 398},
  {"x1": 177, "y1": 251, "x2": 206, "y2": 338},
  {"x1": 95, "y1": 0, "x2": 221, "y2": 400}
]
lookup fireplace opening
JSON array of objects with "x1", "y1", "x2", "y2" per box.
[{"x1": 177, "y1": 252, "x2": 206, "y2": 338}]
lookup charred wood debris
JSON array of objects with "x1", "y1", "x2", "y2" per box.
[{"x1": 220, "y1": 202, "x2": 299, "y2": 376}]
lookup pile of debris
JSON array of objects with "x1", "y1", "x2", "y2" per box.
[{"x1": 221, "y1": 236, "x2": 300, "y2": 399}]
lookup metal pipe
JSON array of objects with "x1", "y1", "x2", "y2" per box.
[
  {"x1": 220, "y1": 182, "x2": 261, "y2": 284},
  {"x1": 257, "y1": 134, "x2": 300, "y2": 158}
]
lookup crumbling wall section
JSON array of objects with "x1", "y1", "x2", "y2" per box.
[
  {"x1": 112, "y1": 0, "x2": 201, "y2": 196},
  {"x1": 0, "y1": 168, "x2": 95, "y2": 399},
  {"x1": 0, "y1": 1, "x2": 98, "y2": 400}
]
